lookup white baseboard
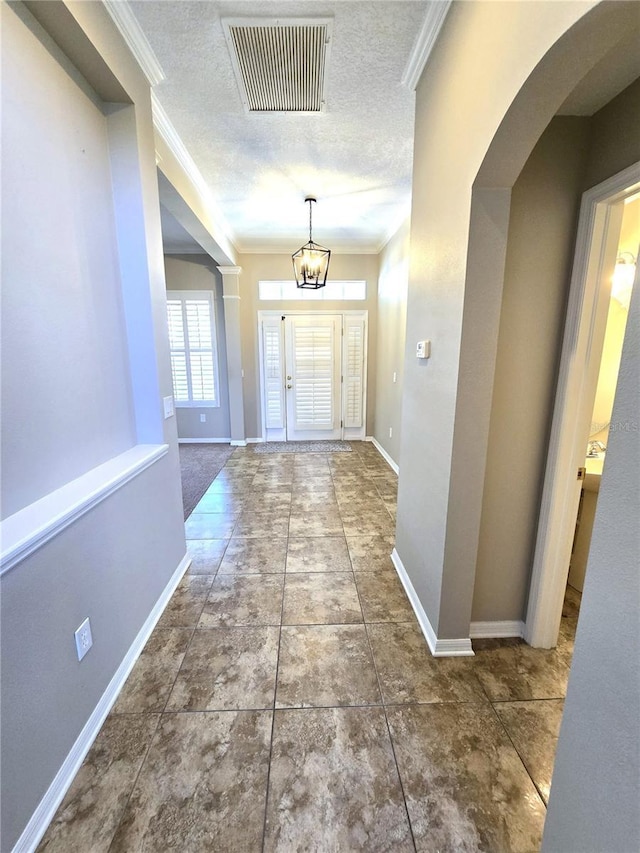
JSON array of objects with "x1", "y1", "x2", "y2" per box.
[
  {"x1": 246, "y1": 437, "x2": 265, "y2": 444},
  {"x1": 391, "y1": 548, "x2": 474, "y2": 657},
  {"x1": 230, "y1": 440, "x2": 247, "y2": 447},
  {"x1": 470, "y1": 620, "x2": 524, "y2": 639},
  {"x1": 178, "y1": 438, "x2": 231, "y2": 444},
  {"x1": 13, "y1": 553, "x2": 192, "y2": 853},
  {"x1": 369, "y1": 437, "x2": 399, "y2": 474}
]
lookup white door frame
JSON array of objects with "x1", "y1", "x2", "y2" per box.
[
  {"x1": 257, "y1": 310, "x2": 368, "y2": 442},
  {"x1": 525, "y1": 161, "x2": 640, "y2": 648}
]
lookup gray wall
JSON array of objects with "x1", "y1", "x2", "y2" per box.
[
  {"x1": 472, "y1": 81, "x2": 640, "y2": 624},
  {"x1": 163, "y1": 255, "x2": 231, "y2": 440},
  {"x1": 472, "y1": 117, "x2": 591, "y2": 622},
  {"x1": 395, "y1": 0, "x2": 605, "y2": 638},
  {"x1": 1, "y1": 5, "x2": 135, "y2": 518},
  {"x1": 373, "y1": 220, "x2": 410, "y2": 466},
  {"x1": 238, "y1": 253, "x2": 379, "y2": 439},
  {"x1": 0, "y1": 4, "x2": 186, "y2": 847},
  {"x1": 542, "y1": 266, "x2": 640, "y2": 852}
]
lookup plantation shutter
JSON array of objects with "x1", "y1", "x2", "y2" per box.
[
  {"x1": 343, "y1": 316, "x2": 365, "y2": 428},
  {"x1": 262, "y1": 318, "x2": 285, "y2": 429},
  {"x1": 166, "y1": 292, "x2": 218, "y2": 405},
  {"x1": 292, "y1": 322, "x2": 334, "y2": 429}
]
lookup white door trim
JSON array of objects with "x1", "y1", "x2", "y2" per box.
[
  {"x1": 257, "y1": 310, "x2": 368, "y2": 443},
  {"x1": 525, "y1": 162, "x2": 640, "y2": 648}
]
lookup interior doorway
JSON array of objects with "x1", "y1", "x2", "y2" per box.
[
  {"x1": 258, "y1": 311, "x2": 368, "y2": 443},
  {"x1": 525, "y1": 163, "x2": 639, "y2": 648}
]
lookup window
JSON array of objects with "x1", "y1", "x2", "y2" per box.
[
  {"x1": 166, "y1": 291, "x2": 219, "y2": 407},
  {"x1": 258, "y1": 280, "x2": 366, "y2": 301}
]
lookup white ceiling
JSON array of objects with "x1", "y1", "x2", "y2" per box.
[{"x1": 129, "y1": 1, "x2": 434, "y2": 254}]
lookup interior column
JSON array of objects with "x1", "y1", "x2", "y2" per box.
[{"x1": 217, "y1": 265, "x2": 246, "y2": 446}]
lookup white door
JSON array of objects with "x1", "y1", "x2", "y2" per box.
[{"x1": 284, "y1": 315, "x2": 342, "y2": 440}]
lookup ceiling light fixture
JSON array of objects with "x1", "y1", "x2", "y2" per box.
[{"x1": 292, "y1": 196, "x2": 331, "y2": 289}]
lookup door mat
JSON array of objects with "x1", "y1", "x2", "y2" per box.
[{"x1": 253, "y1": 441, "x2": 352, "y2": 453}]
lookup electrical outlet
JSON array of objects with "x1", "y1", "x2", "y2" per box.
[
  {"x1": 389, "y1": 427, "x2": 393, "y2": 438},
  {"x1": 393, "y1": 372, "x2": 397, "y2": 383},
  {"x1": 74, "y1": 617, "x2": 93, "y2": 661},
  {"x1": 200, "y1": 414, "x2": 206, "y2": 423}
]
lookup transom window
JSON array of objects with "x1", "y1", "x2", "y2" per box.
[
  {"x1": 166, "y1": 291, "x2": 219, "y2": 407},
  {"x1": 258, "y1": 280, "x2": 366, "y2": 301}
]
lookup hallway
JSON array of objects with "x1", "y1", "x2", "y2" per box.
[{"x1": 38, "y1": 443, "x2": 577, "y2": 852}]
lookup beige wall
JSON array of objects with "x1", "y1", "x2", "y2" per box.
[
  {"x1": 373, "y1": 219, "x2": 410, "y2": 466},
  {"x1": 163, "y1": 255, "x2": 231, "y2": 440},
  {"x1": 237, "y1": 253, "x2": 379, "y2": 439}
]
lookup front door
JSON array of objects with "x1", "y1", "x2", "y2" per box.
[
  {"x1": 259, "y1": 312, "x2": 367, "y2": 443},
  {"x1": 284, "y1": 314, "x2": 342, "y2": 440}
]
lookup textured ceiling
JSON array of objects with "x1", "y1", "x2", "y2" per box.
[{"x1": 129, "y1": 1, "x2": 432, "y2": 253}]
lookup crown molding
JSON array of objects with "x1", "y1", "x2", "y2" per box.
[
  {"x1": 102, "y1": 0, "x2": 165, "y2": 87},
  {"x1": 401, "y1": 0, "x2": 452, "y2": 91},
  {"x1": 151, "y1": 92, "x2": 237, "y2": 251}
]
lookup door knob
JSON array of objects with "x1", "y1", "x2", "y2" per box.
[
  {"x1": 287, "y1": 375, "x2": 292, "y2": 380},
  {"x1": 287, "y1": 384, "x2": 293, "y2": 389}
]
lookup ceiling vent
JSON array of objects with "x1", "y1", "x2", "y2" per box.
[{"x1": 222, "y1": 18, "x2": 333, "y2": 113}]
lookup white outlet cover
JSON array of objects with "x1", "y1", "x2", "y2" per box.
[
  {"x1": 163, "y1": 396, "x2": 174, "y2": 419},
  {"x1": 74, "y1": 617, "x2": 93, "y2": 661}
]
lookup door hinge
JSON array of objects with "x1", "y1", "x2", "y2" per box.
[
  {"x1": 341, "y1": 420, "x2": 343, "y2": 428},
  {"x1": 341, "y1": 375, "x2": 343, "y2": 383},
  {"x1": 577, "y1": 466, "x2": 586, "y2": 481}
]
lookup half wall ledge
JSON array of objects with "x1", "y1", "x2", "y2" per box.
[{"x1": 0, "y1": 444, "x2": 169, "y2": 576}]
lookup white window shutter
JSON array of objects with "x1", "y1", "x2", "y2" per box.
[
  {"x1": 166, "y1": 291, "x2": 219, "y2": 406},
  {"x1": 262, "y1": 318, "x2": 285, "y2": 429},
  {"x1": 344, "y1": 317, "x2": 365, "y2": 428},
  {"x1": 293, "y1": 324, "x2": 334, "y2": 428}
]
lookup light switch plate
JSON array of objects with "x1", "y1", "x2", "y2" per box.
[{"x1": 163, "y1": 396, "x2": 174, "y2": 419}]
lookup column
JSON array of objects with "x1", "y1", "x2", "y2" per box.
[{"x1": 217, "y1": 265, "x2": 246, "y2": 446}]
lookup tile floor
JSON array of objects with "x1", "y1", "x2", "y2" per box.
[{"x1": 38, "y1": 442, "x2": 580, "y2": 852}]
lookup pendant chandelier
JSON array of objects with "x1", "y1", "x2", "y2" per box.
[{"x1": 292, "y1": 196, "x2": 331, "y2": 289}]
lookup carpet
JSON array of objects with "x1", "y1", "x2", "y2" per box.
[
  {"x1": 254, "y1": 441, "x2": 352, "y2": 454},
  {"x1": 179, "y1": 443, "x2": 235, "y2": 519}
]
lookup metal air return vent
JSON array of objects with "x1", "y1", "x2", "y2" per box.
[{"x1": 222, "y1": 18, "x2": 333, "y2": 113}]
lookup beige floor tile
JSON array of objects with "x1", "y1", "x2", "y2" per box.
[
  {"x1": 285, "y1": 536, "x2": 352, "y2": 572},
  {"x1": 199, "y1": 573, "x2": 284, "y2": 627},
  {"x1": 112, "y1": 628, "x2": 192, "y2": 714},
  {"x1": 368, "y1": 623, "x2": 487, "y2": 704},
  {"x1": 186, "y1": 539, "x2": 228, "y2": 574},
  {"x1": 156, "y1": 575, "x2": 214, "y2": 628},
  {"x1": 218, "y1": 537, "x2": 287, "y2": 574},
  {"x1": 184, "y1": 512, "x2": 237, "y2": 540},
  {"x1": 387, "y1": 703, "x2": 546, "y2": 853},
  {"x1": 37, "y1": 715, "x2": 159, "y2": 853},
  {"x1": 346, "y1": 534, "x2": 396, "y2": 571},
  {"x1": 233, "y1": 510, "x2": 290, "y2": 538},
  {"x1": 283, "y1": 572, "x2": 363, "y2": 624},
  {"x1": 290, "y1": 495, "x2": 340, "y2": 514},
  {"x1": 277, "y1": 625, "x2": 381, "y2": 708},
  {"x1": 264, "y1": 708, "x2": 413, "y2": 852},
  {"x1": 193, "y1": 491, "x2": 245, "y2": 514},
  {"x1": 289, "y1": 509, "x2": 344, "y2": 536},
  {"x1": 494, "y1": 699, "x2": 564, "y2": 804},
  {"x1": 355, "y1": 572, "x2": 414, "y2": 622},
  {"x1": 166, "y1": 627, "x2": 279, "y2": 711},
  {"x1": 109, "y1": 711, "x2": 271, "y2": 853},
  {"x1": 341, "y1": 510, "x2": 395, "y2": 537},
  {"x1": 472, "y1": 638, "x2": 571, "y2": 701}
]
